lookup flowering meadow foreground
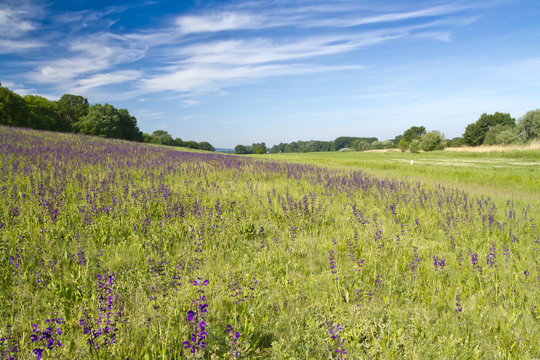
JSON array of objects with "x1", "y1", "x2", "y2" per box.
[{"x1": 0, "y1": 126, "x2": 538, "y2": 359}]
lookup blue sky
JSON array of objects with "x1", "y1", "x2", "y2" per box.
[{"x1": 1, "y1": 0, "x2": 540, "y2": 148}]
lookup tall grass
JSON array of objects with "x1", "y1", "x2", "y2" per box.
[
  {"x1": 446, "y1": 139, "x2": 540, "y2": 153},
  {"x1": 0, "y1": 126, "x2": 538, "y2": 359}
]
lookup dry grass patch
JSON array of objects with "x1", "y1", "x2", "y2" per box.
[{"x1": 446, "y1": 140, "x2": 540, "y2": 152}]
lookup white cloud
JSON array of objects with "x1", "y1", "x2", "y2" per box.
[
  {"x1": 0, "y1": 39, "x2": 43, "y2": 53},
  {"x1": 70, "y1": 70, "x2": 141, "y2": 93},
  {"x1": 140, "y1": 63, "x2": 361, "y2": 94},
  {"x1": 176, "y1": 12, "x2": 260, "y2": 34},
  {"x1": 133, "y1": 109, "x2": 165, "y2": 122},
  {"x1": 4, "y1": 0, "x2": 496, "y2": 103},
  {"x1": 181, "y1": 99, "x2": 200, "y2": 107},
  {"x1": 0, "y1": 5, "x2": 37, "y2": 38}
]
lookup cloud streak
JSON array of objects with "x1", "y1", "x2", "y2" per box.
[{"x1": 3, "y1": 0, "x2": 489, "y2": 100}]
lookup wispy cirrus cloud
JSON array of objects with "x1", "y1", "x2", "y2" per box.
[
  {"x1": 176, "y1": 12, "x2": 261, "y2": 34},
  {"x1": 3, "y1": 0, "x2": 491, "y2": 100},
  {"x1": 140, "y1": 63, "x2": 362, "y2": 94},
  {"x1": 0, "y1": 1, "x2": 44, "y2": 53}
]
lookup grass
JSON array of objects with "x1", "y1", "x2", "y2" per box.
[
  {"x1": 266, "y1": 149, "x2": 540, "y2": 215},
  {"x1": 0, "y1": 126, "x2": 539, "y2": 359}
]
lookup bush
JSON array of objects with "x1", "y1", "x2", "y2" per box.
[
  {"x1": 398, "y1": 139, "x2": 409, "y2": 152},
  {"x1": 518, "y1": 109, "x2": 540, "y2": 142},
  {"x1": 419, "y1": 131, "x2": 446, "y2": 151},
  {"x1": 409, "y1": 139, "x2": 420, "y2": 153}
]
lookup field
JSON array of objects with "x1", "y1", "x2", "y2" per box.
[
  {"x1": 1, "y1": 126, "x2": 539, "y2": 359},
  {"x1": 268, "y1": 149, "x2": 540, "y2": 209}
]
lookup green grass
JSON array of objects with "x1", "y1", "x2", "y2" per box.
[
  {"x1": 1, "y1": 127, "x2": 539, "y2": 359},
  {"x1": 266, "y1": 150, "x2": 540, "y2": 216}
]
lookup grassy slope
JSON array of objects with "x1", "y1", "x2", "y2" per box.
[{"x1": 1, "y1": 128, "x2": 538, "y2": 359}]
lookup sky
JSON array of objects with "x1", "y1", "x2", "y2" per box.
[{"x1": 1, "y1": 0, "x2": 540, "y2": 148}]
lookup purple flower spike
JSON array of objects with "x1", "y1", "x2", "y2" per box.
[{"x1": 33, "y1": 348, "x2": 43, "y2": 360}]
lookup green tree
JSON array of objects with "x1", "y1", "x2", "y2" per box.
[
  {"x1": 251, "y1": 142, "x2": 267, "y2": 154},
  {"x1": 183, "y1": 140, "x2": 199, "y2": 149},
  {"x1": 270, "y1": 143, "x2": 285, "y2": 153},
  {"x1": 57, "y1": 94, "x2": 89, "y2": 131},
  {"x1": 398, "y1": 139, "x2": 409, "y2": 152},
  {"x1": 518, "y1": 109, "x2": 540, "y2": 142},
  {"x1": 151, "y1": 130, "x2": 174, "y2": 145},
  {"x1": 463, "y1": 112, "x2": 515, "y2": 146},
  {"x1": 198, "y1": 141, "x2": 215, "y2": 152},
  {"x1": 24, "y1": 95, "x2": 61, "y2": 130},
  {"x1": 446, "y1": 137, "x2": 464, "y2": 148},
  {"x1": 0, "y1": 86, "x2": 30, "y2": 127},
  {"x1": 419, "y1": 131, "x2": 446, "y2": 151},
  {"x1": 402, "y1": 126, "x2": 426, "y2": 143},
  {"x1": 483, "y1": 124, "x2": 515, "y2": 145},
  {"x1": 74, "y1": 103, "x2": 141, "y2": 140},
  {"x1": 409, "y1": 139, "x2": 420, "y2": 153},
  {"x1": 234, "y1": 144, "x2": 251, "y2": 154},
  {"x1": 334, "y1": 136, "x2": 360, "y2": 150},
  {"x1": 496, "y1": 128, "x2": 521, "y2": 145},
  {"x1": 142, "y1": 133, "x2": 152, "y2": 143}
]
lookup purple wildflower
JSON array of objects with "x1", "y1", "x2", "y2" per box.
[
  {"x1": 433, "y1": 256, "x2": 445, "y2": 271},
  {"x1": 225, "y1": 324, "x2": 244, "y2": 358},
  {"x1": 409, "y1": 247, "x2": 420, "y2": 277},
  {"x1": 327, "y1": 322, "x2": 347, "y2": 359},
  {"x1": 184, "y1": 278, "x2": 209, "y2": 358},
  {"x1": 328, "y1": 250, "x2": 338, "y2": 280}
]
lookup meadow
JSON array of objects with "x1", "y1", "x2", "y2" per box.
[{"x1": 0, "y1": 126, "x2": 538, "y2": 359}]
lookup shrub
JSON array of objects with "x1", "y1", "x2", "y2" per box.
[{"x1": 419, "y1": 131, "x2": 446, "y2": 151}]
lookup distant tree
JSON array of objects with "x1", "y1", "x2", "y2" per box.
[
  {"x1": 398, "y1": 139, "x2": 409, "y2": 152},
  {"x1": 198, "y1": 141, "x2": 215, "y2": 152},
  {"x1": 234, "y1": 144, "x2": 251, "y2": 154},
  {"x1": 446, "y1": 137, "x2": 464, "y2": 148},
  {"x1": 409, "y1": 139, "x2": 420, "y2": 153},
  {"x1": 142, "y1": 133, "x2": 152, "y2": 143},
  {"x1": 270, "y1": 143, "x2": 285, "y2": 153},
  {"x1": 0, "y1": 86, "x2": 30, "y2": 127},
  {"x1": 334, "y1": 136, "x2": 359, "y2": 150},
  {"x1": 518, "y1": 109, "x2": 540, "y2": 142},
  {"x1": 397, "y1": 126, "x2": 426, "y2": 151},
  {"x1": 117, "y1": 108, "x2": 142, "y2": 141},
  {"x1": 496, "y1": 128, "x2": 521, "y2": 145},
  {"x1": 57, "y1": 94, "x2": 89, "y2": 131},
  {"x1": 74, "y1": 103, "x2": 142, "y2": 141},
  {"x1": 251, "y1": 142, "x2": 267, "y2": 154},
  {"x1": 419, "y1": 131, "x2": 446, "y2": 151},
  {"x1": 151, "y1": 130, "x2": 174, "y2": 145},
  {"x1": 24, "y1": 95, "x2": 61, "y2": 130},
  {"x1": 462, "y1": 122, "x2": 483, "y2": 147},
  {"x1": 463, "y1": 112, "x2": 515, "y2": 146},
  {"x1": 183, "y1": 140, "x2": 199, "y2": 149},
  {"x1": 483, "y1": 124, "x2": 515, "y2": 145},
  {"x1": 284, "y1": 142, "x2": 299, "y2": 153},
  {"x1": 402, "y1": 126, "x2": 426, "y2": 144}
]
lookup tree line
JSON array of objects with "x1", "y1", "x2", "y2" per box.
[
  {"x1": 235, "y1": 111, "x2": 540, "y2": 154},
  {"x1": 0, "y1": 84, "x2": 215, "y2": 151}
]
